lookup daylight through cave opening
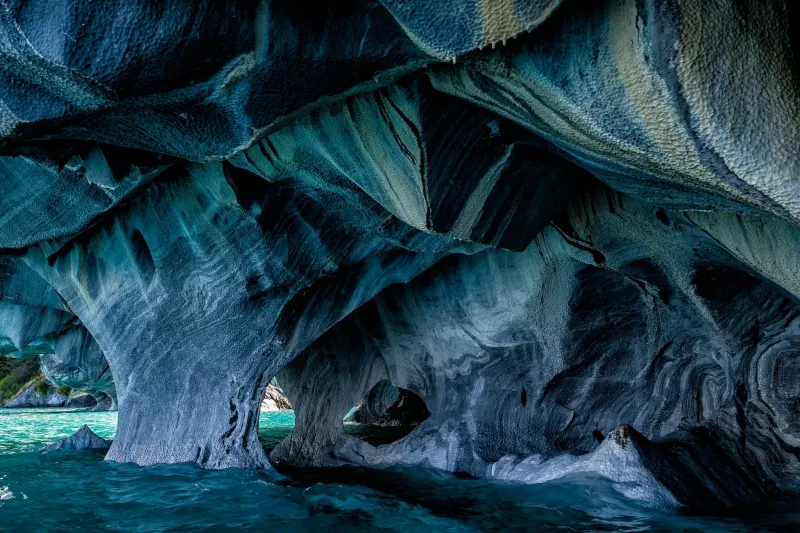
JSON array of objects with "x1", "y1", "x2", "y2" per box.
[
  {"x1": 1, "y1": 0, "x2": 800, "y2": 515},
  {"x1": 345, "y1": 379, "x2": 431, "y2": 446}
]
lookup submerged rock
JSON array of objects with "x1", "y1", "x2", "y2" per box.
[{"x1": 41, "y1": 425, "x2": 111, "y2": 452}]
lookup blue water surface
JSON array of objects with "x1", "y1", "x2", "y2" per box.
[{"x1": 0, "y1": 408, "x2": 797, "y2": 532}]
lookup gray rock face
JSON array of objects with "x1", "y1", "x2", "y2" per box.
[
  {"x1": 41, "y1": 425, "x2": 111, "y2": 452},
  {"x1": 272, "y1": 330, "x2": 392, "y2": 467},
  {"x1": 260, "y1": 381, "x2": 291, "y2": 411},
  {"x1": 3, "y1": 382, "x2": 94, "y2": 408},
  {"x1": 39, "y1": 324, "x2": 117, "y2": 411},
  {"x1": 0, "y1": 0, "x2": 798, "y2": 512},
  {"x1": 17, "y1": 75, "x2": 565, "y2": 468},
  {"x1": 430, "y1": 0, "x2": 800, "y2": 221},
  {"x1": 345, "y1": 380, "x2": 400, "y2": 425},
  {"x1": 273, "y1": 184, "x2": 800, "y2": 507},
  {"x1": 3, "y1": 383, "x2": 63, "y2": 408}
]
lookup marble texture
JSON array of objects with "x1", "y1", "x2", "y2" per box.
[
  {"x1": 260, "y1": 381, "x2": 291, "y2": 412},
  {"x1": 3, "y1": 382, "x2": 93, "y2": 408},
  {"x1": 40, "y1": 425, "x2": 111, "y2": 452},
  {"x1": 273, "y1": 184, "x2": 800, "y2": 508},
  {"x1": 0, "y1": 0, "x2": 798, "y2": 512}
]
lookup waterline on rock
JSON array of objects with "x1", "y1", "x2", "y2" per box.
[{"x1": 0, "y1": 408, "x2": 798, "y2": 532}]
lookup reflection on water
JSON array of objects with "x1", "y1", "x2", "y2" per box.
[{"x1": 0, "y1": 408, "x2": 797, "y2": 532}]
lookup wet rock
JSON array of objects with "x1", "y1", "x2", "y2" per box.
[
  {"x1": 486, "y1": 425, "x2": 681, "y2": 507},
  {"x1": 274, "y1": 184, "x2": 800, "y2": 507},
  {"x1": 486, "y1": 425, "x2": 774, "y2": 509},
  {"x1": 429, "y1": 0, "x2": 800, "y2": 221},
  {"x1": 345, "y1": 380, "x2": 400, "y2": 425},
  {"x1": 41, "y1": 425, "x2": 111, "y2": 452}
]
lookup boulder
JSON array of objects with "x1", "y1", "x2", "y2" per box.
[{"x1": 41, "y1": 425, "x2": 111, "y2": 452}]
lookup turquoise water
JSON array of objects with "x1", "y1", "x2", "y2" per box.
[{"x1": 1, "y1": 408, "x2": 798, "y2": 532}]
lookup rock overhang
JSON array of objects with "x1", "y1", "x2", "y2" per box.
[{"x1": 0, "y1": 0, "x2": 798, "y2": 511}]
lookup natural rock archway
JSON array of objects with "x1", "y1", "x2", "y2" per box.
[
  {"x1": 272, "y1": 183, "x2": 800, "y2": 507},
  {"x1": 0, "y1": 0, "x2": 799, "y2": 512}
]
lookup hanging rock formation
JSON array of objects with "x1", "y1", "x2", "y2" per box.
[
  {"x1": 0, "y1": 0, "x2": 799, "y2": 511},
  {"x1": 0, "y1": 257, "x2": 116, "y2": 409},
  {"x1": 39, "y1": 324, "x2": 117, "y2": 410},
  {"x1": 3, "y1": 380, "x2": 95, "y2": 408}
]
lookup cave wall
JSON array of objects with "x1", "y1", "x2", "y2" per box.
[
  {"x1": 274, "y1": 183, "x2": 800, "y2": 507},
  {"x1": 429, "y1": 0, "x2": 800, "y2": 220},
  {"x1": 18, "y1": 80, "x2": 570, "y2": 467},
  {"x1": 0, "y1": 0, "x2": 798, "y2": 510}
]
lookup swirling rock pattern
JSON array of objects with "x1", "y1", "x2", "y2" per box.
[
  {"x1": 260, "y1": 380, "x2": 291, "y2": 412},
  {"x1": 275, "y1": 185, "x2": 800, "y2": 507},
  {"x1": 0, "y1": 0, "x2": 798, "y2": 510},
  {"x1": 39, "y1": 324, "x2": 117, "y2": 410},
  {"x1": 430, "y1": 0, "x2": 800, "y2": 220}
]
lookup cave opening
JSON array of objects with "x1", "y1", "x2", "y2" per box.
[
  {"x1": 344, "y1": 379, "x2": 430, "y2": 446},
  {"x1": 258, "y1": 377, "x2": 432, "y2": 452}
]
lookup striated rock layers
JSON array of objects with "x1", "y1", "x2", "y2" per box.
[
  {"x1": 1, "y1": 0, "x2": 799, "y2": 509},
  {"x1": 261, "y1": 380, "x2": 291, "y2": 412}
]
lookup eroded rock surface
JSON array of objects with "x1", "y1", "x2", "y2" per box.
[
  {"x1": 3, "y1": 382, "x2": 94, "y2": 408},
  {"x1": 41, "y1": 425, "x2": 111, "y2": 452},
  {"x1": 261, "y1": 381, "x2": 291, "y2": 411},
  {"x1": 0, "y1": 0, "x2": 798, "y2": 511},
  {"x1": 38, "y1": 324, "x2": 117, "y2": 411},
  {"x1": 273, "y1": 184, "x2": 800, "y2": 507}
]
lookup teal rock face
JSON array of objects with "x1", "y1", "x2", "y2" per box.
[
  {"x1": 39, "y1": 324, "x2": 117, "y2": 410},
  {"x1": 276, "y1": 184, "x2": 800, "y2": 507},
  {"x1": 1, "y1": 0, "x2": 799, "y2": 511}
]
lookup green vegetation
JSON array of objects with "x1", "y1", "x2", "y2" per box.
[
  {"x1": 0, "y1": 356, "x2": 42, "y2": 402},
  {"x1": 33, "y1": 376, "x2": 51, "y2": 395},
  {"x1": 0, "y1": 356, "x2": 75, "y2": 404}
]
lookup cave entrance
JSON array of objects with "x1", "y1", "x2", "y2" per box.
[
  {"x1": 258, "y1": 379, "x2": 295, "y2": 452},
  {"x1": 343, "y1": 379, "x2": 430, "y2": 445}
]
